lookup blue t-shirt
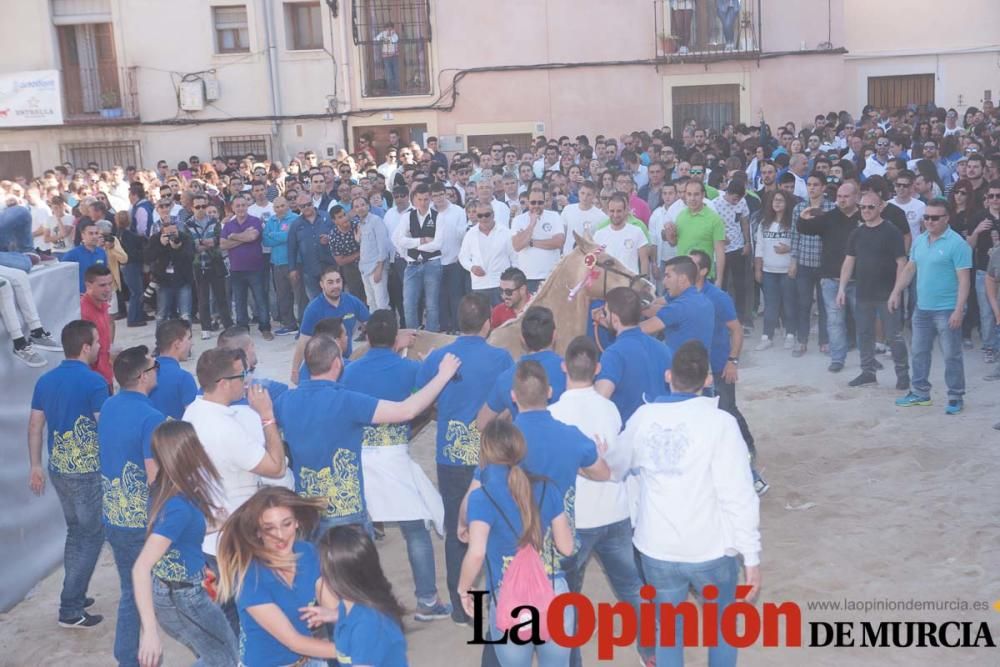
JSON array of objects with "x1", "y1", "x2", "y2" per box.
[
  {"x1": 341, "y1": 347, "x2": 418, "y2": 447},
  {"x1": 334, "y1": 599, "x2": 408, "y2": 667},
  {"x1": 151, "y1": 494, "x2": 206, "y2": 583},
  {"x1": 230, "y1": 376, "x2": 289, "y2": 407},
  {"x1": 300, "y1": 293, "x2": 371, "y2": 357},
  {"x1": 910, "y1": 227, "x2": 973, "y2": 311},
  {"x1": 596, "y1": 327, "x2": 673, "y2": 421},
  {"x1": 237, "y1": 541, "x2": 321, "y2": 667},
  {"x1": 467, "y1": 464, "x2": 565, "y2": 591},
  {"x1": 486, "y1": 349, "x2": 566, "y2": 419},
  {"x1": 700, "y1": 281, "x2": 738, "y2": 375},
  {"x1": 274, "y1": 380, "x2": 378, "y2": 519},
  {"x1": 656, "y1": 286, "x2": 715, "y2": 352},
  {"x1": 148, "y1": 356, "x2": 198, "y2": 420},
  {"x1": 298, "y1": 357, "x2": 350, "y2": 384},
  {"x1": 30, "y1": 359, "x2": 108, "y2": 474},
  {"x1": 416, "y1": 336, "x2": 514, "y2": 467},
  {"x1": 61, "y1": 245, "x2": 108, "y2": 293},
  {"x1": 98, "y1": 391, "x2": 166, "y2": 529}
]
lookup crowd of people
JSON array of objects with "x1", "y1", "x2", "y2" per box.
[{"x1": 13, "y1": 97, "x2": 1000, "y2": 666}]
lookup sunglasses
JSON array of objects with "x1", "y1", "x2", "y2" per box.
[
  {"x1": 954, "y1": 190, "x2": 968, "y2": 196},
  {"x1": 690, "y1": 169, "x2": 704, "y2": 175},
  {"x1": 477, "y1": 212, "x2": 494, "y2": 219},
  {"x1": 988, "y1": 193, "x2": 1000, "y2": 199},
  {"x1": 876, "y1": 142, "x2": 889, "y2": 147},
  {"x1": 220, "y1": 369, "x2": 249, "y2": 382},
  {"x1": 140, "y1": 360, "x2": 160, "y2": 377},
  {"x1": 895, "y1": 182, "x2": 912, "y2": 188},
  {"x1": 923, "y1": 214, "x2": 946, "y2": 221},
  {"x1": 193, "y1": 205, "x2": 207, "y2": 210},
  {"x1": 859, "y1": 204, "x2": 879, "y2": 210},
  {"x1": 500, "y1": 287, "x2": 521, "y2": 296},
  {"x1": 528, "y1": 200, "x2": 544, "y2": 205}
]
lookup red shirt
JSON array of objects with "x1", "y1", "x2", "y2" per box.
[
  {"x1": 491, "y1": 303, "x2": 517, "y2": 329},
  {"x1": 80, "y1": 294, "x2": 112, "y2": 384}
]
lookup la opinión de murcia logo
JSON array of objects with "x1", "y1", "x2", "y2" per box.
[{"x1": 465, "y1": 586, "x2": 998, "y2": 659}]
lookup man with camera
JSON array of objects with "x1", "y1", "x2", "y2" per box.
[{"x1": 146, "y1": 200, "x2": 195, "y2": 322}]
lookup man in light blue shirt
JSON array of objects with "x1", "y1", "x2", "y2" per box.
[
  {"x1": 354, "y1": 195, "x2": 391, "y2": 311},
  {"x1": 263, "y1": 196, "x2": 299, "y2": 335}
]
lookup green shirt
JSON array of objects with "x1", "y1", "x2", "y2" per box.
[
  {"x1": 676, "y1": 206, "x2": 726, "y2": 278},
  {"x1": 593, "y1": 215, "x2": 652, "y2": 243}
]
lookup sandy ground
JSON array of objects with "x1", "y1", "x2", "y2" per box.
[{"x1": 2, "y1": 319, "x2": 999, "y2": 667}]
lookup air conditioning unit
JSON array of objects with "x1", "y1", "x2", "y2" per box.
[
  {"x1": 534, "y1": 122, "x2": 546, "y2": 135},
  {"x1": 325, "y1": 144, "x2": 339, "y2": 158},
  {"x1": 204, "y1": 77, "x2": 221, "y2": 102},
  {"x1": 179, "y1": 80, "x2": 205, "y2": 111},
  {"x1": 438, "y1": 135, "x2": 465, "y2": 152}
]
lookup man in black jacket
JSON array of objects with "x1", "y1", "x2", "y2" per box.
[
  {"x1": 147, "y1": 201, "x2": 195, "y2": 322},
  {"x1": 186, "y1": 193, "x2": 232, "y2": 336}
]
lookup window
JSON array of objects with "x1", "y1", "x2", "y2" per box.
[
  {"x1": 285, "y1": 2, "x2": 323, "y2": 50},
  {"x1": 213, "y1": 5, "x2": 250, "y2": 54},
  {"x1": 211, "y1": 134, "x2": 271, "y2": 161},
  {"x1": 352, "y1": 0, "x2": 431, "y2": 97},
  {"x1": 672, "y1": 84, "x2": 740, "y2": 131},
  {"x1": 467, "y1": 134, "x2": 533, "y2": 158},
  {"x1": 60, "y1": 141, "x2": 142, "y2": 171},
  {"x1": 868, "y1": 74, "x2": 935, "y2": 110},
  {"x1": 0, "y1": 151, "x2": 34, "y2": 182}
]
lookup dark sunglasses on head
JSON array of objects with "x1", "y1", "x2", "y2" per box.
[{"x1": 923, "y1": 213, "x2": 946, "y2": 221}]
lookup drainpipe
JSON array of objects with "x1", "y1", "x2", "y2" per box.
[
  {"x1": 336, "y1": 6, "x2": 354, "y2": 152},
  {"x1": 261, "y1": 0, "x2": 285, "y2": 159}
]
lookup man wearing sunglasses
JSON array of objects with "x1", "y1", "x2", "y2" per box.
[
  {"x1": 459, "y1": 202, "x2": 515, "y2": 307},
  {"x1": 287, "y1": 191, "x2": 335, "y2": 308},
  {"x1": 966, "y1": 181, "x2": 1000, "y2": 363},
  {"x1": 510, "y1": 187, "x2": 565, "y2": 292},
  {"x1": 186, "y1": 194, "x2": 233, "y2": 336},
  {"x1": 864, "y1": 138, "x2": 891, "y2": 179}
]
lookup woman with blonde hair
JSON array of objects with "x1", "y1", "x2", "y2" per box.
[
  {"x1": 132, "y1": 420, "x2": 238, "y2": 667},
  {"x1": 217, "y1": 487, "x2": 335, "y2": 667}
]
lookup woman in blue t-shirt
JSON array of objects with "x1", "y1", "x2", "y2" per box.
[
  {"x1": 216, "y1": 487, "x2": 335, "y2": 667},
  {"x1": 132, "y1": 421, "x2": 238, "y2": 667},
  {"x1": 457, "y1": 419, "x2": 575, "y2": 667},
  {"x1": 299, "y1": 525, "x2": 409, "y2": 666}
]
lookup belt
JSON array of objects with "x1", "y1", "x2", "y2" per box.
[
  {"x1": 408, "y1": 256, "x2": 440, "y2": 265},
  {"x1": 157, "y1": 578, "x2": 200, "y2": 590}
]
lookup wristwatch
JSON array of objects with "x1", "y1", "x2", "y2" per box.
[
  {"x1": 529, "y1": 239, "x2": 534, "y2": 248},
  {"x1": 727, "y1": 357, "x2": 739, "y2": 364}
]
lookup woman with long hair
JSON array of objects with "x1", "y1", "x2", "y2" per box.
[
  {"x1": 216, "y1": 487, "x2": 335, "y2": 667},
  {"x1": 457, "y1": 419, "x2": 574, "y2": 667},
  {"x1": 754, "y1": 190, "x2": 797, "y2": 352},
  {"x1": 949, "y1": 178, "x2": 981, "y2": 348},
  {"x1": 132, "y1": 421, "x2": 238, "y2": 667}
]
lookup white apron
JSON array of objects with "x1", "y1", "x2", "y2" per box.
[{"x1": 362, "y1": 443, "x2": 444, "y2": 536}]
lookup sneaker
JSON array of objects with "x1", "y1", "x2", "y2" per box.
[
  {"x1": 201, "y1": 330, "x2": 214, "y2": 341},
  {"x1": 895, "y1": 375, "x2": 910, "y2": 391},
  {"x1": 874, "y1": 342, "x2": 887, "y2": 355},
  {"x1": 848, "y1": 372, "x2": 877, "y2": 387},
  {"x1": 873, "y1": 359, "x2": 884, "y2": 371},
  {"x1": 754, "y1": 336, "x2": 772, "y2": 351},
  {"x1": 828, "y1": 361, "x2": 844, "y2": 373},
  {"x1": 414, "y1": 600, "x2": 454, "y2": 622},
  {"x1": 452, "y1": 612, "x2": 471, "y2": 627},
  {"x1": 791, "y1": 343, "x2": 806, "y2": 358},
  {"x1": 59, "y1": 612, "x2": 103, "y2": 629},
  {"x1": 945, "y1": 399, "x2": 963, "y2": 415},
  {"x1": 261, "y1": 331, "x2": 275, "y2": 341},
  {"x1": 30, "y1": 332, "x2": 62, "y2": 352},
  {"x1": 126, "y1": 321, "x2": 147, "y2": 328},
  {"x1": 895, "y1": 392, "x2": 932, "y2": 407},
  {"x1": 986, "y1": 349, "x2": 996, "y2": 364},
  {"x1": 84, "y1": 597, "x2": 95, "y2": 608},
  {"x1": 963, "y1": 338, "x2": 974, "y2": 350},
  {"x1": 14, "y1": 345, "x2": 47, "y2": 368},
  {"x1": 753, "y1": 478, "x2": 770, "y2": 496},
  {"x1": 274, "y1": 326, "x2": 299, "y2": 336},
  {"x1": 742, "y1": 324, "x2": 753, "y2": 336},
  {"x1": 783, "y1": 333, "x2": 795, "y2": 350}
]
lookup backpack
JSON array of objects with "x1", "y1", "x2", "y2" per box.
[{"x1": 481, "y1": 480, "x2": 556, "y2": 642}]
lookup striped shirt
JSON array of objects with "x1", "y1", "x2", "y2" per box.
[{"x1": 790, "y1": 198, "x2": 835, "y2": 268}]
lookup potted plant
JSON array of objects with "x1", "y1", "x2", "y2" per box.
[
  {"x1": 659, "y1": 32, "x2": 679, "y2": 55},
  {"x1": 100, "y1": 90, "x2": 122, "y2": 118}
]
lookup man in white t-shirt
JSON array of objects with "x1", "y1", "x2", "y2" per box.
[
  {"x1": 888, "y1": 169, "x2": 925, "y2": 240},
  {"x1": 648, "y1": 182, "x2": 680, "y2": 289},
  {"x1": 593, "y1": 193, "x2": 649, "y2": 275},
  {"x1": 561, "y1": 181, "x2": 607, "y2": 254},
  {"x1": 548, "y1": 335, "x2": 652, "y2": 667},
  {"x1": 510, "y1": 187, "x2": 565, "y2": 292},
  {"x1": 476, "y1": 179, "x2": 510, "y2": 229},
  {"x1": 459, "y1": 200, "x2": 515, "y2": 305}
]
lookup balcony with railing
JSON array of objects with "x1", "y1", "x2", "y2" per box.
[
  {"x1": 62, "y1": 65, "x2": 139, "y2": 124},
  {"x1": 654, "y1": 0, "x2": 760, "y2": 61}
]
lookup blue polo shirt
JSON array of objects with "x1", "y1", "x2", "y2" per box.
[
  {"x1": 416, "y1": 336, "x2": 514, "y2": 466},
  {"x1": 148, "y1": 356, "x2": 198, "y2": 419},
  {"x1": 656, "y1": 286, "x2": 715, "y2": 351},
  {"x1": 342, "y1": 347, "x2": 418, "y2": 447},
  {"x1": 151, "y1": 494, "x2": 207, "y2": 583},
  {"x1": 298, "y1": 357, "x2": 349, "y2": 384},
  {"x1": 273, "y1": 379, "x2": 378, "y2": 519},
  {"x1": 910, "y1": 227, "x2": 973, "y2": 311},
  {"x1": 237, "y1": 541, "x2": 321, "y2": 667},
  {"x1": 98, "y1": 391, "x2": 166, "y2": 529},
  {"x1": 30, "y1": 359, "x2": 108, "y2": 474},
  {"x1": 300, "y1": 293, "x2": 371, "y2": 357},
  {"x1": 597, "y1": 327, "x2": 673, "y2": 421},
  {"x1": 485, "y1": 349, "x2": 565, "y2": 419},
  {"x1": 334, "y1": 599, "x2": 407, "y2": 667},
  {"x1": 61, "y1": 245, "x2": 108, "y2": 293},
  {"x1": 699, "y1": 281, "x2": 738, "y2": 375}
]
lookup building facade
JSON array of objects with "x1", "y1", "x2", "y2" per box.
[{"x1": 0, "y1": 0, "x2": 996, "y2": 176}]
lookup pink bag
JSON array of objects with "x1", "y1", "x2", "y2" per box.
[{"x1": 495, "y1": 542, "x2": 556, "y2": 641}]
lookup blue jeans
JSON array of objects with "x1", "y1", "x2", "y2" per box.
[
  {"x1": 437, "y1": 463, "x2": 474, "y2": 622},
  {"x1": 0, "y1": 250, "x2": 32, "y2": 272},
  {"x1": 156, "y1": 284, "x2": 193, "y2": 321},
  {"x1": 440, "y1": 262, "x2": 467, "y2": 333},
  {"x1": 856, "y1": 299, "x2": 908, "y2": 377},
  {"x1": 231, "y1": 269, "x2": 271, "y2": 333},
  {"x1": 106, "y1": 525, "x2": 147, "y2": 667},
  {"x1": 639, "y1": 554, "x2": 740, "y2": 667},
  {"x1": 975, "y1": 270, "x2": 997, "y2": 350},
  {"x1": 122, "y1": 262, "x2": 145, "y2": 325},
  {"x1": 152, "y1": 578, "x2": 238, "y2": 666},
  {"x1": 399, "y1": 520, "x2": 440, "y2": 603},
  {"x1": 717, "y1": 3, "x2": 739, "y2": 44},
  {"x1": 490, "y1": 576, "x2": 572, "y2": 667},
  {"x1": 50, "y1": 471, "x2": 104, "y2": 619},
  {"x1": 793, "y1": 264, "x2": 827, "y2": 346},
  {"x1": 383, "y1": 55, "x2": 400, "y2": 94},
  {"x1": 0, "y1": 205, "x2": 32, "y2": 251},
  {"x1": 910, "y1": 308, "x2": 965, "y2": 400},
  {"x1": 820, "y1": 278, "x2": 857, "y2": 364},
  {"x1": 761, "y1": 271, "x2": 795, "y2": 339},
  {"x1": 315, "y1": 511, "x2": 374, "y2": 543},
  {"x1": 474, "y1": 287, "x2": 502, "y2": 308},
  {"x1": 566, "y1": 519, "x2": 651, "y2": 666},
  {"x1": 404, "y1": 260, "x2": 442, "y2": 332}
]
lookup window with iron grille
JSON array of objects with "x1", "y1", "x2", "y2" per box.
[
  {"x1": 60, "y1": 141, "x2": 142, "y2": 170},
  {"x1": 210, "y1": 134, "x2": 271, "y2": 161},
  {"x1": 352, "y1": 0, "x2": 431, "y2": 97},
  {"x1": 213, "y1": 5, "x2": 250, "y2": 54},
  {"x1": 672, "y1": 84, "x2": 740, "y2": 132},
  {"x1": 867, "y1": 74, "x2": 935, "y2": 111},
  {"x1": 285, "y1": 2, "x2": 323, "y2": 50}
]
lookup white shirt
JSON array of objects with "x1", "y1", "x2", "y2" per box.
[
  {"x1": 434, "y1": 202, "x2": 469, "y2": 265},
  {"x1": 793, "y1": 173, "x2": 808, "y2": 200},
  {"x1": 29, "y1": 202, "x2": 52, "y2": 251},
  {"x1": 377, "y1": 161, "x2": 398, "y2": 183},
  {"x1": 392, "y1": 207, "x2": 446, "y2": 262},
  {"x1": 630, "y1": 164, "x2": 649, "y2": 190},
  {"x1": 889, "y1": 197, "x2": 926, "y2": 239},
  {"x1": 548, "y1": 387, "x2": 630, "y2": 530},
  {"x1": 864, "y1": 154, "x2": 888, "y2": 178},
  {"x1": 509, "y1": 210, "x2": 565, "y2": 280},
  {"x1": 648, "y1": 204, "x2": 678, "y2": 263},
  {"x1": 561, "y1": 203, "x2": 607, "y2": 254},
  {"x1": 594, "y1": 223, "x2": 648, "y2": 274},
  {"x1": 491, "y1": 199, "x2": 511, "y2": 229},
  {"x1": 183, "y1": 397, "x2": 267, "y2": 556},
  {"x1": 459, "y1": 224, "x2": 516, "y2": 290},
  {"x1": 754, "y1": 221, "x2": 793, "y2": 273},
  {"x1": 609, "y1": 396, "x2": 760, "y2": 566},
  {"x1": 382, "y1": 204, "x2": 411, "y2": 261},
  {"x1": 152, "y1": 202, "x2": 184, "y2": 225},
  {"x1": 666, "y1": 197, "x2": 687, "y2": 221},
  {"x1": 248, "y1": 201, "x2": 275, "y2": 223}
]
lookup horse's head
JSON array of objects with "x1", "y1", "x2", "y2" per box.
[{"x1": 570, "y1": 232, "x2": 655, "y2": 303}]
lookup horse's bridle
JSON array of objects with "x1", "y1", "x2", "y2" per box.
[{"x1": 579, "y1": 246, "x2": 655, "y2": 302}]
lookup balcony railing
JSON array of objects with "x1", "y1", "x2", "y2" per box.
[
  {"x1": 654, "y1": 0, "x2": 759, "y2": 61},
  {"x1": 62, "y1": 65, "x2": 139, "y2": 124}
]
